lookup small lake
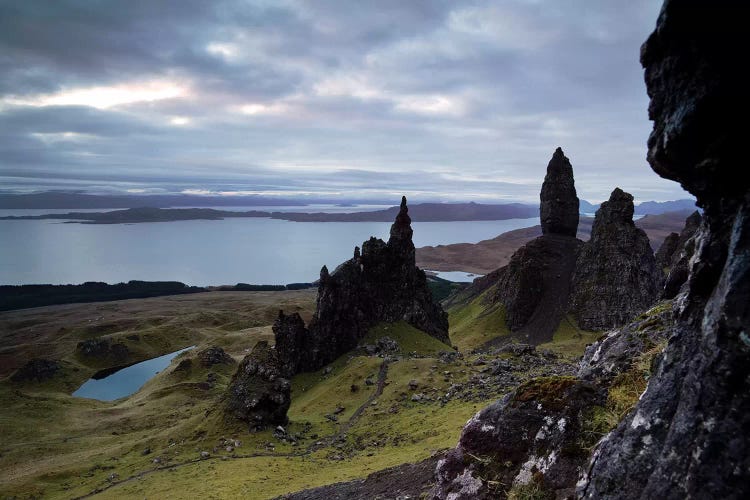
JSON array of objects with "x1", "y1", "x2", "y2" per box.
[
  {"x1": 72, "y1": 346, "x2": 195, "y2": 401},
  {"x1": 429, "y1": 270, "x2": 483, "y2": 282},
  {"x1": 0, "y1": 213, "x2": 538, "y2": 286}
]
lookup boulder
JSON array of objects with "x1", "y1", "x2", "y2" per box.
[
  {"x1": 571, "y1": 188, "x2": 662, "y2": 330},
  {"x1": 197, "y1": 346, "x2": 234, "y2": 367}
]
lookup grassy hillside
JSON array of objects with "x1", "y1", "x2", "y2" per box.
[{"x1": 0, "y1": 288, "x2": 601, "y2": 499}]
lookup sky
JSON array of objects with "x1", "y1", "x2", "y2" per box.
[{"x1": 0, "y1": 0, "x2": 689, "y2": 204}]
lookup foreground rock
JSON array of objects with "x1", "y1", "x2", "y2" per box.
[
  {"x1": 579, "y1": 2, "x2": 750, "y2": 498},
  {"x1": 273, "y1": 197, "x2": 449, "y2": 377},
  {"x1": 430, "y1": 303, "x2": 675, "y2": 499},
  {"x1": 571, "y1": 188, "x2": 662, "y2": 330},
  {"x1": 225, "y1": 341, "x2": 290, "y2": 430}
]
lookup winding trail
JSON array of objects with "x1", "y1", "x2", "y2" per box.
[{"x1": 75, "y1": 358, "x2": 392, "y2": 499}]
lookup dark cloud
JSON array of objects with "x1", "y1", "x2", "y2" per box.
[{"x1": 0, "y1": 0, "x2": 687, "y2": 203}]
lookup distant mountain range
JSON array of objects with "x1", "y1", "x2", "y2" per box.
[{"x1": 0, "y1": 191, "x2": 697, "y2": 220}]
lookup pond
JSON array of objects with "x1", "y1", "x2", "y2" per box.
[{"x1": 72, "y1": 346, "x2": 195, "y2": 401}]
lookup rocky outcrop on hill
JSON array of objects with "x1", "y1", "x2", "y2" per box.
[
  {"x1": 540, "y1": 147, "x2": 580, "y2": 237},
  {"x1": 76, "y1": 338, "x2": 129, "y2": 362},
  {"x1": 571, "y1": 188, "x2": 662, "y2": 330},
  {"x1": 225, "y1": 341, "x2": 290, "y2": 430},
  {"x1": 578, "y1": 2, "x2": 750, "y2": 498},
  {"x1": 272, "y1": 197, "x2": 449, "y2": 377},
  {"x1": 654, "y1": 231, "x2": 679, "y2": 270},
  {"x1": 197, "y1": 346, "x2": 235, "y2": 368},
  {"x1": 662, "y1": 209, "x2": 701, "y2": 298},
  {"x1": 486, "y1": 148, "x2": 584, "y2": 343}
]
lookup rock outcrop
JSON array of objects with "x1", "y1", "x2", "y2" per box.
[
  {"x1": 540, "y1": 147, "x2": 580, "y2": 237},
  {"x1": 487, "y1": 148, "x2": 583, "y2": 343},
  {"x1": 273, "y1": 197, "x2": 449, "y2": 377},
  {"x1": 661, "y1": 209, "x2": 701, "y2": 298},
  {"x1": 225, "y1": 341, "x2": 291, "y2": 430},
  {"x1": 197, "y1": 346, "x2": 235, "y2": 368},
  {"x1": 571, "y1": 188, "x2": 662, "y2": 330},
  {"x1": 76, "y1": 338, "x2": 129, "y2": 362},
  {"x1": 578, "y1": 1, "x2": 750, "y2": 498},
  {"x1": 654, "y1": 231, "x2": 679, "y2": 270},
  {"x1": 430, "y1": 303, "x2": 675, "y2": 499}
]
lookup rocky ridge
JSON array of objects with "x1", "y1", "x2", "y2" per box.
[
  {"x1": 226, "y1": 197, "x2": 449, "y2": 428},
  {"x1": 271, "y1": 196, "x2": 449, "y2": 377}
]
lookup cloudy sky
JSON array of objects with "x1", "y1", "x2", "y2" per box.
[{"x1": 0, "y1": 0, "x2": 688, "y2": 203}]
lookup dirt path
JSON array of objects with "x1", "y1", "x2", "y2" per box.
[{"x1": 75, "y1": 358, "x2": 392, "y2": 499}]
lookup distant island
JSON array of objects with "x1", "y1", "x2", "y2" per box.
[
  {"x1": 1, "y1": 203, "x2": 539, "y2": 224},
  {"x1": 0, "y1": 198, "x2": 697, "y2": 224}
]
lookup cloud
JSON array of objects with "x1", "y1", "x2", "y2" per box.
[{"x1": 0, "y1": 0, "x2": 688, "y2": 203}]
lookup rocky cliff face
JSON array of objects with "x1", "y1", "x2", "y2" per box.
[
  {"x1": 225, "y1": 341, "x2": 291, "y2": 430},
  {"x1": 571, "y1": 188, "x2": 662, "y2": 330},
  {"x1": 273, "y1": 196, "x2": 449, "y2": 377},
  {"x1": 540, "y1": 147, "x2": 580, "y2": 237},
  {"x1": 661, "y1": 209, "x2": 701, "y2": 298},
  {"x1": 654, "y1": 231, "x2": 679, "y2": 270},
  {"x1": 488, "y1": 148, "x2": 583, "y2": 343},
  {"x1": 578, "y1": 1, "x2": 750, "y2": 498}
]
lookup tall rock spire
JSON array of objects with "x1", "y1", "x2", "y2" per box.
[
  {"x1": 388, "y1": 196, "x2": 414, "y2": 246},
  {"x1": 540, "y1": 147, "x2": 580, "y2": 237}
]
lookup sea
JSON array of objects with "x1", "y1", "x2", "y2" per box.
[{"x1": 0, "y1": 205, "x2": 537, "y2": 286}]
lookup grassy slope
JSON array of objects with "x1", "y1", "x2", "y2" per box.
[
  {"x1": 1, "y1": 288, "x2": 601, "y2": 499},
  {"x1": 448, "y1": 285, "x2": 510, "y2": 351}
]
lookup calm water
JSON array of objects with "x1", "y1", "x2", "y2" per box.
[
  {"x1": 72, "y1": 346, "x2": 194, "y2": 401},
  {"x1": 0, "y1": 215, "x2": 538, "y2": 286}
]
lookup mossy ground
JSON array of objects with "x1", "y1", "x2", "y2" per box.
[{"x1": 1, "y1": 287, "x2": 602, "y2": 499}]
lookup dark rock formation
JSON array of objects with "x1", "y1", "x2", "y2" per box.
[
  {"x1": 654, "y1": 231, "x2": 679, "y2": 270},
  {"x1": 571, "y1": 188, "x2": 661, "y2": 330},
  {"x1": 273, "y1": 197, "x2": 449, "y2": 377},
  {"x1": 225, "y1": 341, "x2": 290, "y2": 430},
  {"x1": 480, "y1": 148, "x2": 584, "y2": 343},
  {"x1": 662, "y1": 209, "x2": 702, "y2": 298},
  {"x1": 493, "y1": 234, "x2": 582, "y2": 342},
  {"x1": 540, "y1": 147, "x2": 580, "y2": 237},
  {"x1": 197, "y1": 346, "x2": 234, "y2": 367},
  {"x1": 76, "y1": 338, "x2": 129, "y2": 362},
  {"x1": 579, "y1": 2, "x2": 750, "y2": 498},
  {"x1": 10, "y1": 358, "x2": 60, "y2": 382}
]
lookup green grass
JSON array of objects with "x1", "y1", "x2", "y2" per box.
[
  {"x1": 538, "y1": 316, "x2": 600, "y2": 360},
  {"x1": 448, "y1": 286, "x2": 510, "y2": 351},
  {"x1": 362, "y1": 321, "x2": 454, "y2": 355}
]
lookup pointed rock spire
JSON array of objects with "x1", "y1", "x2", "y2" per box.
[
  {"x1": 388, "y1": 195, "x2": 414, "y2": 246},
  {"x1": 540, "y1": 147, "x2": 580, "y2": 237}
]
